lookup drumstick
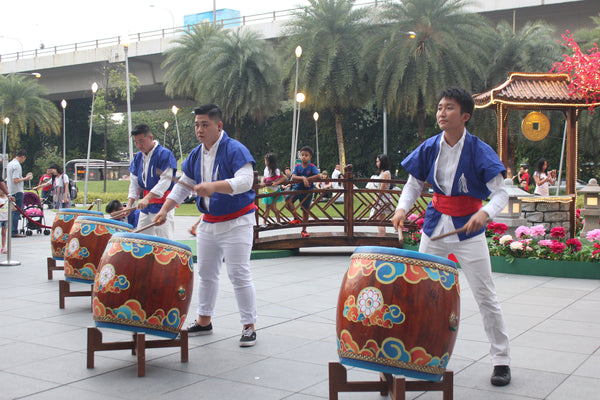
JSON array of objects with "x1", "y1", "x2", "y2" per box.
[
  {"x1": 111, "y1": 207, "x2": 134, "y2": 219},
  {"x1": 133, "y1": 221, "x2": 159, "y2": 233},
  {"x1": 155, "y1": 169, "x2": 196, "y2": 191},
  {"x1": 430, "y1": 226, "x2": 468, "y2": 241}
]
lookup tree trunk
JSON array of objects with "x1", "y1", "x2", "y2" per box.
[{"x1": 335, "y1": 113, "x2": 346, "y2": 168}]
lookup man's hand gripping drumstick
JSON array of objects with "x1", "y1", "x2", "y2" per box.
[{"x1": 393, "y1": 208, "x2": 489, "y2": 242}]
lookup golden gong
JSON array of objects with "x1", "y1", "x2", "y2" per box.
[{"x1": 521, "y1": 111, "x2": 550, "y2": 141}]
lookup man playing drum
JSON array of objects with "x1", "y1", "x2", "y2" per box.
[
  {"x1": 392, "y1": 87, "x2": 511, "y2": 386},
  {"x1": 127, "y1": 124, "x2": 177, "y2": 239},
  {"x1": 154, "y1": 104, "x2": 258, "y2": 347}
]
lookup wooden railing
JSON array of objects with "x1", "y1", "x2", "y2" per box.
[{"x1": 252, "y1": 165, "x2": 432, "y2": 250}]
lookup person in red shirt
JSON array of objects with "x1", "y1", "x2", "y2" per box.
[
  {"x1": 37, "y1": 168, "x2": 53, "y2": 205},
  {"x1": 517, "y1": 164, "x2": 530, "y2": 191}
]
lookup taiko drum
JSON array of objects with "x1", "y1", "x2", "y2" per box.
[
  {"x1": 63, "y1": 216, "x2": 133, "y2": 283},
  {"x1": 50, "y1": 209, "x2": 103, "y2": 260},
  {"x1": 336, "y1": 246, "x2": 460, "y2": 381},
  {"x1": 93, "y1": 232, "x2": 194, "y2": 339}
]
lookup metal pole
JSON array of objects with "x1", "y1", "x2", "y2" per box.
[
  {"x1": 290, "y1": 55, "x2": 299, "y2": 169},
  {"x1": 383, "y1": 101, "x2": 388, "y2": 155},
  {"x1": 0, "y1": 198, "x2": 20, "y2": 266},
  {"x1": 84, "y1": 86, "x2": 97, "y2": 206},
  {"x1": 124, "y1": 45, "x2": 134, "y2": 163},
  {"x1": 315, "y1": 118, "x2": 319, "y2": 169},
  {"x1": 556, "y1": 120, "x2": 568, "y2": 196},
  {"x1": 60, "y1": 99, "x2": 67, "y2": 173},
  {"x1": 1, "y1": 122, "x2": 6, "y2": 181},
  {"x1": 174, "y1": 113, "x2": 183, "y2": 166},
  {"x1": 295, "y1": 101, "x2": 302, "y2": 163}
]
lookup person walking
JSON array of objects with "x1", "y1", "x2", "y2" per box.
[
  {"x1": 392, "y1": 87, "x2": 512, "y2": 387},
  {"x1": 7, "y1": 150, "x2": 32, "y2": 237},
  {"x1": 154, "y1": 104, "x2": 258, "y2": 347}
]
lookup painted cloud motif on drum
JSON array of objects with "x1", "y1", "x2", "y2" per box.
[
  {"x1": 347, "y1": 258, "x2": 457, "y2": 291},
  {"x1": 338, "y1": 329, "x2": 450, "y2": 369},
  {"x1": 95, "y1": 264, "x2": 130, "y2": 293},
  {"x1": 343, "y1": 287, "x2": 405, "y2": 328}
]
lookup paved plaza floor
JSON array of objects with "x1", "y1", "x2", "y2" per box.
[{"x1": 1, "y1": 212, "x2": 599, "y2": 399}]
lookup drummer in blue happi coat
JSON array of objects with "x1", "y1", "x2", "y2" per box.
[{"x1": 126, "y1": 123, "x2": 177, "y2": 239}]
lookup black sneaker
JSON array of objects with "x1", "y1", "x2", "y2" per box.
[
  {"x1": 490, "y1": 365, "x2": 511, "y2": 386},
  {"x1": 187, "y1": 321, "x2": 213, "y2": 336},
  {"x1": 239, "y1": 326, "x2": 256, "y2": 347}
]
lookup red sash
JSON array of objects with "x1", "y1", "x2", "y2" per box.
[
  {"x1": 432, "y1": 193, "x2": 482, "y2": 217},
  {"x1": 143, "y1": 190, "x2": 171, "y2": 204},
  {"x1": 202, "y1": 203, "x2": 256, "y2": 223}
]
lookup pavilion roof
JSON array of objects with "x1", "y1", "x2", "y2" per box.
[{"x1": 473, "y1": 72, "x2": 600, "y2": 109}]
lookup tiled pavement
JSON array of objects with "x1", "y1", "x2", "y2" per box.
[{"x1": 1, "y1": 212, "x2": 599, "y2": 399}]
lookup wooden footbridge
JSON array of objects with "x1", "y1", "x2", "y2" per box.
[{"x1": 252, "y1": 166, "x2": 430, "y2": 250}]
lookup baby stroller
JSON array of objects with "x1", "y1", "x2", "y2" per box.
[{"x1": 20, "y1": 191, "x2": 51, "y2": 236}]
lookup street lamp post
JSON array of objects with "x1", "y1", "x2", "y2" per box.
[
  {"x1": 0, "y1": 114, "x2": 19, "y2": 266},
  {"x1": 2, "y1": 117, "x2": 9, "y2": 180},
  {"x1": 313, "y1": 112, "x2": 319, "y2": 169},
  {"x1": 172, "y1": 106, "x2": 183, "y2": 167},
  {"x1": 294, "y1": 92, "x2": 306, "y2": 164},
  {"x1": 83, "y1": 82, "x2": 98, "y2": 206},
  {"x1": 290, "y1": 45, "x2": 302, "y2": 169},
  {"x1": 163, "y1": 121, "x2": 169, "y2": 144},
  {"x1": 123, "y1": 39, "x2": 134, "y2": 163},
  {"x1": 61, "y1": 99, "x2": 67, "y2": 173}
]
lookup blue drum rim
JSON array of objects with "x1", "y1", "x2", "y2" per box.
[
  {"x1": 354, "y1": 246, "x2": 456, "y2": 269},
  {"x1": 111, "y1": 232, "x2": 192, "y2": 253},
  {"x1": 75, "y1": 215, "x2": 133, "y2": 230},
  {"x1": 65, "y1": 276, "x2": 95, "y2": 284},
  {"x1": 339, "y1": 357, "x2": 443, "y2": 382},
  {"x1": 56, "y1": 208, "x2": 103, "y2": 216},
  {"x1": 94, "y1": 321, "x2": 178, "y2": 339}
]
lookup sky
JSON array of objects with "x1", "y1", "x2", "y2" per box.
[{"x1": 1, "y1": 0, "x2": 311, "y2": 54}]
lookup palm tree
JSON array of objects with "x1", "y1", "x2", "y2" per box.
[
  {"x1": 282, "y1": 0, "x2": 372, "y2": 167},
  {"x1": 480, "y1": 20, "x2": 559, "y2": 90},
  {"x1": 369, "y1": 0, "x2": 491, "y2": 138},
  {"x1": 192, "y1": 28, "x2": 282, "y2": 139},
  {"x1": 162, "y1": 23, "x2": 225, "y2": 100},
  {"x1": 0, "y1": 74, "x2": 61, "y2": 152}
]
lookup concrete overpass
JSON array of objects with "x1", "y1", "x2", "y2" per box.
[{"x1": 0, "y1": 0, "x2": 597, "y2": 112}]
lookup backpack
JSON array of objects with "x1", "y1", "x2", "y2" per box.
[{"x1": 69, "y1": 180, "x2": 78, "y2": 200}]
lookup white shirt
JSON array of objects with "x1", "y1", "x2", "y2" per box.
[
  {"x1": 331, "y1": 168, "x2": 342, "y2": 189},
  {"x1": 397, "y1": 129, "x2": 508, "y2": 242},
  {"x1": 128, "y1": 141, "x2": 174, "y2": 201},
  {"x1": 7, "y1": 158, "x2": 23, "y2": 194},
  {"x1": 168, "y1": 132, "x2": 255, "y2": 235}
]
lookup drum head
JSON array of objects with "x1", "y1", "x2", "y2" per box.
[{"x1": 354, "y1": 246, "x2": 457, "y2": 269}]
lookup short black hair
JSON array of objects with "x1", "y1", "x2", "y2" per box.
[
  {"x1": 194, "y1": 104, "x2": 222, "y2": 121},
  {"x1": 131, "y1": 124, "x2": 151, "y2": 137},
  {"x1": 437, "y1": 87, "x2": 474, "y2": 124},
  {"x1": 299, "y1": 145, "x2": 314, "y2": 157},
  {"x1": 16, "y1": 149, "x2": 27, "y2": 157},
  {"x1": 105, "y1": 199, "x2": 123, "y2": 214}
]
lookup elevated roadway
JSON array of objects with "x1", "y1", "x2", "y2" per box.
[{"x1": 0, "y1": 1, "x2": 596, "y2": 113}]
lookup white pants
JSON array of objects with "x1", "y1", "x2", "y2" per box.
[
  {"x1": 195, "y1": 224, "x2": 257, "y2": 326},
  {"x1": 137, "y1": 208, "x2": 175, "y2": 240},
  {"x1": 419, "y1": 233, "x2": 511, "y2": 366}
]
